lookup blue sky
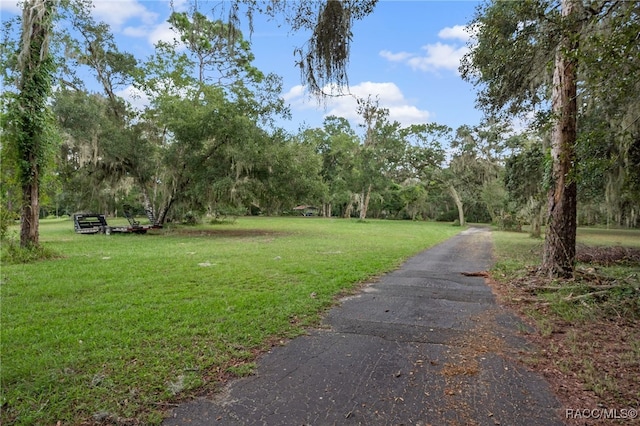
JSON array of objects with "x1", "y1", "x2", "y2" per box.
[{"x1": 0, "y1": 0, "x2": 484, "y2": 134}]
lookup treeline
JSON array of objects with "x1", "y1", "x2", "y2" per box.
[
  {"x1": 6, "y1": 92, "x2": 640, "y2": 230},
  {"x1": 1, "y1": 2, "x2": 638, "y2": 237}
]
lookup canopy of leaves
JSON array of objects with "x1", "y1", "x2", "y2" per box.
[{"x1": 460, "y1": 0, "x2": 559, "y2": 117}]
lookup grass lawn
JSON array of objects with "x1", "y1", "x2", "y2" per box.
[
  {"x1": 490, "y1": 227, "x2": 640, "y2": 414},
  {"x1": 1, "y1": 217, "x2": 461, "y2": 425}
]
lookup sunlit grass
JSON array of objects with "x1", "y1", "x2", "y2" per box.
[
  {"x1": 1, "y1": 217, "x2": 460, "y2": 425},
  {"x1": 576, "y1": 227, "x2": 640, "y2": 248}
]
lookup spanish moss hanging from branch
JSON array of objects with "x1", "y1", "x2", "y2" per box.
[
  {"x1": 192, "y1": 0, "x2": 377, "y2": 98},
  {"x1": 310, "y1": 0, "x2": 350, "y2": 95},
  {"x1": 293, "y1": 0, "x2": 377, "y2": 98}
]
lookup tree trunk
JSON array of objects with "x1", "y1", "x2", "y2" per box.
[
  {"x1": 140, "y1": 186, "x2": 157, "y2": 224},
  {"x1": 529, "y1": 198, "x2": 545, "y2": 239},
  {"x1": 359, "y1": 184, "x2": 372, "y2": 220},
  {"x1": 156, "y1": 198, "x2": 174, "y2": 225},
  {"x1": 447, "y1": 184, "x2": 465, "y2": 226},
  {"x1": 322, "y1": 202, "x2": 332, "y2": 218},
  {"x1": 20, "y1": 164, "x2": 39, "y2": 248},
  {"x1": 541, "y1": 0, "x2": 580, "y2": 278},
  {"x1": 16, "y1": 0, "x2": 55, "y2": 248},
  {"x1": 343, "y1": 200, "x2": 353, "y2": 218}
]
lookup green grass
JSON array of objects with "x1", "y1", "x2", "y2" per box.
[
  {"x1": 1, "y1": 217, "x2": 461, "y2": 425},
  {"x1": 576, "y1": 227, "x2": 640, "y2": 248},
  {"x1": 492, "y1": 227, "x2": 640, "y2": 320},
  {"x1": 492, "y1": 227, "x2": 640, "y2": 277}
]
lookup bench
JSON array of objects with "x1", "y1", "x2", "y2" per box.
[{"x1": 73, "y1": 214, "x2": 108, "y2": 234}]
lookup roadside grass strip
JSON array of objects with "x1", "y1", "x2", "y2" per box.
[{"x1": 490, "y1": 227, "x2": 640, "y2": 411}]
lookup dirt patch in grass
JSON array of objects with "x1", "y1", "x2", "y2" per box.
[
  {"x1": 487, "y1": 253, "x2": 640, "y2": 425},
  {"x1": 576, "y1": 245, "x2": 640, "y2": 266},
  {"x1": 165, "y1": 228, "x2": 287, "y2": 239}
]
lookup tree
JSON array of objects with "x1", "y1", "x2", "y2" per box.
[
  {"x1": 52, "y1": 86, "x2": 150, "y2": 216},
  {"x1": 202, "y1": 0, "x2": 377, "y2": 97},
  {"x1": 54, "y1": 5, "x2": 288, "y2": 224},
  {"x1": 397, "y1": 123, "x2": 448, "y2": 183},
  {"x1": 541, "y1": 0, "x2": 581, "y2": 277},
  {"x1": 168, "y1": 11, "x2": 262, "y2": 86},
  {"x1": 255, "y1": 131, "x2": 326, "y2": 215},
  {"x1": 398, "y1": 183, "x2": 428, "y2": 221},
  {"x1": 395, "y1": 124, "x2": 448, "y2": 221},
  {"x1": 4, "y1": 0, "x2": 57, "y2": 248},
  {"x1": 42, "y1": 2, "x2": 156, "y2": 220},
  {"x1": 504, "y1": 140, "x2": 546, "y2": 236},
  {"x1": 354, "y1": 96, "x2": 405, "y2": 220},
  {"x1": 441, "y1": 124, "x2": 504, "y2": 227},
  {"x1": 303, "y1": 116, "x2": 360, "y2": 217},
  {"x1": 576, "y1": 1, "x2": 640, "y2": 228},
  {"x1": 461, "y1": 0, "x2": 638, "y2": 277}
]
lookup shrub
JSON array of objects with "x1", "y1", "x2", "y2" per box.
[{"x1": 1, "y1": 238, "x2": 58, "y2": 264}]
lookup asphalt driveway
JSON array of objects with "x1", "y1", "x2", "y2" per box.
[{"x1": 163, "y1": 227, "x2": 563, "y2": 425}]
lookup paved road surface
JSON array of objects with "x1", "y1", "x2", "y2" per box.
[{"x1": 164, "y1": 228, "x2": 563, "y2": 425}]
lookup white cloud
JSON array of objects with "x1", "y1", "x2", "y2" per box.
[
  {"x1": 379, "y1": 50, "x2": 412, "y2": 63},
  {"x1": 349, "y1": 81, "x2": 405, "y2": 104},
  {"x1": 408, "y1": 42, "x2": 468, "y2": 72},
  {"x1": 282, "y1": 85, "x2": 306, "y2": 102},
  {"x1": 91, "y1": 0, "x2": 158, "y2": 32},
  {"x1": 387, "y1": 104, "x2": 432, "y2": 123},
  {"x1": 116, "y1": 84, "x2": 149, "y2": 112},
  {"x1": 171, "y1": 0, "x2": 189, "y2": 12},
  {"x1": 147, "y1": 20, "x2": 180, "y2": 46},
  {"x1": 284, "y1": 82, "x2": 431, "y2": 128},
  {"x1": 122, "y1": 25, "x2": 149, "y2": 38},
  {"x1": 0, "y1": 0, "x2": 21, "y2": 15},
  {"x1": 380, "y1": 24, "x2": 475, "y2": 74},
  {"x1": 438, "y1": 25, "x2": 473, "y2": 42}
]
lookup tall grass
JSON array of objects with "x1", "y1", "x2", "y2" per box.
[{"x1": 1, "y1": 217, "x2": 460, "y2": 425}]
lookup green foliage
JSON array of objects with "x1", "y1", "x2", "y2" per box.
[
  {"x1": 2, "y1": 0, "x2": 58, "y2": 248},
  {"x1": 0, "y1": 108, "x2": 21, "y2": 218},
  {"x1": 168, "y1": 11, "x2": 263, "y2": 85},
  {"x1": 8, "y1": 56, "x2": 56, "y2": 186},
  {"x1": 441, "y1": 122, "x2": 514, "y2": 226},
  {"x1": 462, "y1": 0, "x2": 640, "y2": 277},
  {"x1": 504, "y1": 143, "x2": 545, "y2": 204},
  {"x1": 463, "y1": 0, "x2": 640, "y2": 230},
  {"x1": 0, "y1": 237, "x2": 58, "y2": 263},
  {"x1": 0, "y1": 204, "x2": 16, "y2": 240},
  {"x1": 0, "y1": 17, "x2": 19, "y2": 82},
  {"x1": 579, "y1": 1, "x2": 640, "y2": 118},
  {"x1": 288, "y1": 0, "x2": 377, "y2": 96},
  {"x1": 325, "y1": 97, "x2": 453, "y2": 221},
  {"x1": 460, "y1": 0, "x2": 558, "y2": 117},
  {"x1": 503, "y1": 140, "x2": 547, "y2": 234},
  {"x1": 481, "y1": 177, "x2": 513, "y2": 229},
  {"x1": 49, "y1": 4, "x2": 291, "y2": 225},
  {"x1": 576, "y1": 109, "x2": 640, "y2": 227}
]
